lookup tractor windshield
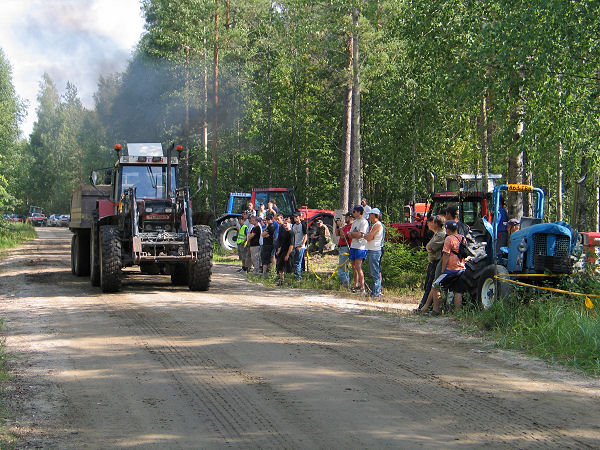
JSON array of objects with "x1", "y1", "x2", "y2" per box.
[
  {"x1": 120, "y1": 165, "x2": 176, "y2": 199},
  {"x1": 254, "y1": 191, "x2": 293, "y2": 216}
]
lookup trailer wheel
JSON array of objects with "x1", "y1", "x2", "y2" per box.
[
  {"x1": 171, "y1": 264, "x2": 189, "y2": 285},
  {"x1": 477, "y1": 264, "x2": 512, "y2": 309},
  {"x1": 99, "y1": 225, "x2": 122, "y2": 293},
  {"x1": 90, "y1": 223, "x2": 100, "y2": 286},
  {"x1": 71, "y1": 231, "x2": 90, "y2": 276},
  {"x1": 215, "y1": 218, "x2": 238, "y2": 251},
  {"x1": 188, "y1": 225, "x2": 213, "y2": 291}
]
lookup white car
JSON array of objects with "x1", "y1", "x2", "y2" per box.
[
  {"x1": 58, "y1": 215, "x2": 70, "y2": 227},
  {"x1": 47, "y1": 214, "x2": 60, "y2": 226}
]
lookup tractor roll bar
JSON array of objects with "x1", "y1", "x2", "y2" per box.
[{"x1": 492, "y1": 184, "x2": 544, "y2": 255}]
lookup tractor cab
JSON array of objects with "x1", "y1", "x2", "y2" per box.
[{"x1": 111, "y1": 143, "x2": 178, "y2": 201}]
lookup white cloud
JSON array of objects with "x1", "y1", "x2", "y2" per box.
[{"x1": 0, "y1": 0, "x2": 145, "y2": 136}]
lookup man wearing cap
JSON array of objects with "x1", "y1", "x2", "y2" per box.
[
  {"x1": 310, "y1": 219, "x2": 332, "y2": 256},
  {"x1": 348, "y1": 205, "x2": 369, "y2": 293},
  {"x1": 335, "y1": 212, "x2": 354, "y2": 287},
  {"x1": 507, "y1": 218, "x2": 520, "y2": 243},
  {"x1": 365, "y1": 208, "x2": 384, "y2": 297}
]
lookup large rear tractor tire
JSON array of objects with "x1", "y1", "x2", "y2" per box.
[
  {"x1": 71, "y1": 231, "x2": 91, "y2": 276},
  {"x1": 215, "y1": 217, "x2": 239, "y2": 251},
  {"x1": 99, "y1": 225, "x2": 122, "y2": 293},
  {"x1": 188, "y1": 225, "x2": 213, "y2": 291},
  {"x1": 90, "y1": 224, "x2": 100, "y2": 286},
  {"x1": 171, "y1": 264, "x2": 189, "y2": 285},
  {"x1": 477, "y1": 264, "x2": 513, "y2": 309}
]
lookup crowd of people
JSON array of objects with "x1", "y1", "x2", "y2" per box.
[
  {"x1": 415, "y1": 201, "x2": 521, "y2": 315},
  {"x1": 234, "y1": 198, "x2": 385, "y2": 298},
  {"x1": 234, "y1": 197, "x2": 519, "y2": 310}
]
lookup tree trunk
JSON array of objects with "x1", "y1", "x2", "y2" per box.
[
  {"x1": 267, "y1": 52, "x2": 273, "y2": 187},
  {"x1": 480, "y1": 94, "x2": 489, "y2": 192},
  {"x1": 182, "y1": 45, "x2": 190, "y2": 187},
  {"x1": 348, "y1": 7, "x2": 362, "y2": 207},
  {"x1": 211, "y1": 0, "x2": 220, "y2": 214},
  {"x1": 556, "y1": 141, "x2": 563, "y2": 221},
  {"x1": 507, "y1": 111, "x2": 524, "y2": 219},
  {"x1": 339, "y1": 37, "x2": 353, "y2": 211},
  {"x1": 522, "y1": 150, "x2": 532, "y2": 216},
  {"x1": 572, "y1": 154, "x2": 588, "y2": 230}
]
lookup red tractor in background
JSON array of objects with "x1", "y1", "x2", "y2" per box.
[
  {"x1": 214, "y1": 188, "x2": 334, "y2": 250},
  {"x1": 389, "y1": 191, "x2": 491, "y2": 246}
]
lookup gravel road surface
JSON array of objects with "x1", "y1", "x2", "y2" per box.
[{"x1": 1, "y1": 227, "x2": 599, "y2": 448}]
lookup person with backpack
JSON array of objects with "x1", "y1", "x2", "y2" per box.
[{"x1": 430, "y1": 220, "x2": 467, "y2": 314}]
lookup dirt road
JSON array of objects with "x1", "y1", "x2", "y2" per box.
[{"x1": 0, "y1": 228, "x2": 599, "y2": 448}]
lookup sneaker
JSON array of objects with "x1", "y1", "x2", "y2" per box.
[
  {"x1": 351, "y1": 286, "x2": 359, "y2": 293},
  {"x1": 236, "y1": 268, "x2": 244, "y2": 273}
]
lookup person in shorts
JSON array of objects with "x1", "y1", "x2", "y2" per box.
[
  {"x1": 347, "y1": 205, "x2": 369, "y2": 293},
  {"x1": 431, "y1": 220, "x2": 466, "y2": 314}
]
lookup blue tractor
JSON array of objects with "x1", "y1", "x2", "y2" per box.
[
  {"x1": 461, "y1": 184, "x2": 579, "y2": 308},
  {"x1": 214, "y1": 192, "x2": 252, "y2": 250}
]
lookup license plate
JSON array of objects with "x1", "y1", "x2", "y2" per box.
[{"x1": 145, "y1": 214, "x2": 170, "y2": 220}]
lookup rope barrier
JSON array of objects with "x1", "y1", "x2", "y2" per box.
[
  {"x1": 494, "y1": 273, "x2": 597, "y2": 309},
  {"x1": 305, "y1": 250, "x2": 350, "y2": 282}
]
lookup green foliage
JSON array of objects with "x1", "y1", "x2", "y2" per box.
[{"x1": 380, "y1": 241, "x2": 428, "y2": 290}]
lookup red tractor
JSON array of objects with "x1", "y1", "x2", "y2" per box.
[
  {"x1": 69, "y1": 143, "x2": 213, "y2": 293},
  {"x1": 389, "y1": 191, "x2": 491, "y2": 246}
]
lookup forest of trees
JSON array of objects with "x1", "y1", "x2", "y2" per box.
[{"x1": 1, "y1": 1, "x2": 599, "y2": 228}]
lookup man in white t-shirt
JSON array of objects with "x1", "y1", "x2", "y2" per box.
[{"x1": 347, "y1": 205, "x2": 369, "y2": 293}]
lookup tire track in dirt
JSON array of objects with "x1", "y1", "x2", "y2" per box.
[
  {"x1": 256, "y1": 307, "x2": 595, "y2": 449},
  {"x1": 96, "y1": 294, "x2": 343, "y2": 449}
]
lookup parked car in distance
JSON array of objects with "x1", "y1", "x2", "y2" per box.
[
  {"x1": 9, "y1": 214, "x2": 24, "y2": 222},
  {"x1": 27, "y1": 213, "x2": 47, "y2": 227},
  {"x1": 58, "y1": 214, "x2": 70, "y2": 227},
  {"x1": 47, "y1": 214, "x2": 60, "y2": 226}
]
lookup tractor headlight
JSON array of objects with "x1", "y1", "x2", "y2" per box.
[
  {"x1": 164, "y1": 208, "x2": 172, "y2": 213},
  {"x1": 164, "y1": 224, "x2": 171, "y2": 231},
  {"x1": 518, "y1": 239, "x2": 527, "y2": 253},
  {"x1": 145, "y1": 207, "x2": 153, "y2": 213}
]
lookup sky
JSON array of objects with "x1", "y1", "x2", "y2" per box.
[{"x1": 0, "y1": 0, "x2": 146, "y2": 137}]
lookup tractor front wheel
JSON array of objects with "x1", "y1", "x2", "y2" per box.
[
  {"x1": 477, "y1": 264, "x2": 512, "y2": 309},
  {"x1": 215, "y1": 218, "x2": 239, "y2": 251},
  {"x1": 188, "y1": 225, "x2": 213, "y2": 291},
  {"x1": 99, "y1": 225, "x2": 122, "y2": 293}
]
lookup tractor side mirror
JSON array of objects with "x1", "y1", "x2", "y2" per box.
[{"x1": 90, "y1": 171, "x2": 98, "y2": 186}]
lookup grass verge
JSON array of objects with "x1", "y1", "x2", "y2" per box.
[
  {"x1": 0, "y1": 323, "x2": 15, "y2": 448},
  {"x1": 0, "y1": 221, "x2": 36, "y2": 251},
  {"x1": 457, "y1": 289, "x2": 600, "y2": 376}
]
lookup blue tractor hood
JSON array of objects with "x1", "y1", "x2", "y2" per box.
[{"x1": 507, "y1": 221, "x2": 574, "y2": 272}]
